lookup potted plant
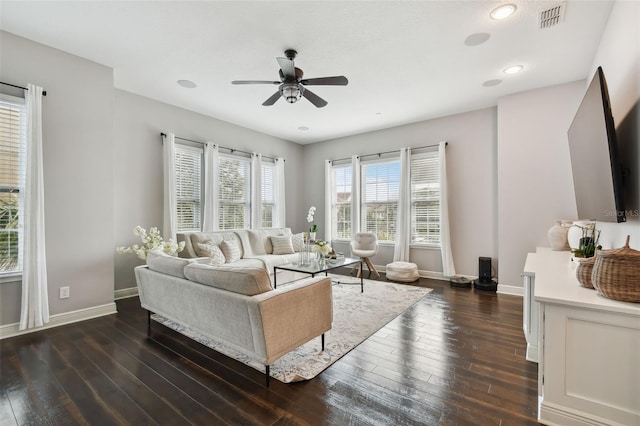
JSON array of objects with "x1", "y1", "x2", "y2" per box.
[{"x1": 571, "y1": 222, "x2": 601, "y2": 259}]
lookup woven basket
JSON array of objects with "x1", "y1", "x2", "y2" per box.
[
  {"x1": 575, "y1": 256, "x2": 596, "y2": 289},
  {"x1": 591, "y1": 235, "x2": 640, "y2": 303}
]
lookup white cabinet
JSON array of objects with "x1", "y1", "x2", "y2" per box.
[
  {"x1": 530, "y1": 248, "x2": 640, "y2": 426},
  {"x1": 522, "y1": 253, "x2": 538, "y2": 362}
]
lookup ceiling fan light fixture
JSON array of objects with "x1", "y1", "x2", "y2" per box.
[{"x1": 282, "y1": 84, "x2": 302, "y2": 103}]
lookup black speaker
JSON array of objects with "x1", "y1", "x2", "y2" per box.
[{"x1": 479, "y1": 257, "x2": 492, "y2": 283}]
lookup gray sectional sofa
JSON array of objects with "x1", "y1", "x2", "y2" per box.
[
  {"x1": 135, "y1": 252, "x2": 332, "y2": 386},
  {"x1": 135, "y1": 228, "x2": 333, "y2": 386}
]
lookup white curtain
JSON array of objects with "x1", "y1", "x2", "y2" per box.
[
  {"x1": 162, "y1": 133, "x2": 177, "y2": 241},
  {"x1": 275, "y1": 158, "x2": 286, "y2": 228},
  {"x1": 439, "y1": 141, "x2": 456, "y2": 277},
  {"x1": 393, "y1": 148, "x2": 411, "y2": 262},
  {"x1": 351, "y1": 155, "x2": 361, "y2": 235},
  {"x1": 251, "y1": 153, "x2": 262, "y2": 229},
  {"x1": 19, "y1": 84, "x2": 49, "y2": 330},
  {"x1": 324, "y1": 160, "x2": 333, "y2": 241},
  {"x1": 202, "y1": 142, "x2": 219, "y2": 231}
]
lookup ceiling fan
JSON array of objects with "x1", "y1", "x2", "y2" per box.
[{"x1": 231, "y1": 49, "x2": 348, "y2": 108}]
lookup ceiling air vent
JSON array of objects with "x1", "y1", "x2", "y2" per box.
[{"x1": 539, "y1": 3, "x2": 566, "y2": 29}]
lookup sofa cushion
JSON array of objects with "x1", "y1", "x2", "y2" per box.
[
  {"x1": 291, "y1": 233, "x2": 305, "y2": 252},
  {"x1": 194, "y1": 242, "x2": 226, "y2": 265},
  {"x1": 183, "y1": 263, "x2": 272, "y2": 296},
  {"x1": 146, "y1": 250, "x2": 193, "y2": 279},
  {"x1": 221, "y1": 239, "x2": 241, "y2": 263},
  {"x1": 271, "y1": 235, "x2": 295, "y2": 255}
]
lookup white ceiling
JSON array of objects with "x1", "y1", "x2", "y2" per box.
[{"x1": 0, "y1": 1, "x2": 613, "y2": 144}]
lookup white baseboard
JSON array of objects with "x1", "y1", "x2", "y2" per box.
[
  {"x1": 497, "y1": 284, "x2": 524, "y2": 296},
  {"x1": 0, "y1": 302, "x2": 117, "y2": 340},
  {"x1": 114, "y1": 286, "x2": 139, "y2": 300}
]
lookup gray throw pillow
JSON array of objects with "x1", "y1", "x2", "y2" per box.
[
  {"x1": 220, "y1": 239, "x2": 241, "y2": 263},
  {"x1": 292, "y1": 233, "x2": 306, "y2": 252},
  {"x1": 194, "y1": 241, "x2": 226, "y2": 265},
  {"x1": 271, "y1": 235, "x2": 295, "y2": 255}
]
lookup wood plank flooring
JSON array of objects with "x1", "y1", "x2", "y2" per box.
[{"x1": 1, "y1": 271, "x2": 539, "y2": 425}]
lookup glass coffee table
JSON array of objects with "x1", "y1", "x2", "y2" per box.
[{"x1": 273, "y1": 257, "x2": 364, "y2": 292}]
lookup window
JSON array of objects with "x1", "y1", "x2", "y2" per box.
[
  {"x1": 361, "y1": 160, "x2": 400, "y2": 242},
  {"x1": 410, "y1": 151, "x2": 440, "y2": 244},
  {"x1": 261, "y1": 162, "x2": 275, "y2": 228},
  {"x1": 0, "y1": 95, "x2": 25, "y2": 275},
  {"x1": 175, "y1": 144, "x2": 203, "y2": 232},
  {"x1": 218, "y1": 154, "x2": 250, "y2": 230},
  {"x1": 332, "y1": 164, "x2": 352, "y2": 240}
]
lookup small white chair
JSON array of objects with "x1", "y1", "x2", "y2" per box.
[{"x1": 350, "y1": 232, "x2": 380, "y2": 278}]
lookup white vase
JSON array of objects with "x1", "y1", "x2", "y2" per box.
[
  {"x1": 548, "y1": 220, "x2": 569, "y2": 251},
  {"x1": 567, "y1": 220, "x2": 595, "y2": 250},
  {"x1": 309, "y1": 232, "x2": 316, "y2": 241}
]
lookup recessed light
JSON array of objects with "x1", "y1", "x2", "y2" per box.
[
  {"x1": 464, "y1": 33, "x2": 491, "y2": 47},
  {"x1": 177, "y1": 80, "x2": 197, "y2": 88},
  {"x1": 483, "y1": 79, "x2": 502, "y2": 87},
  {"x1": 490, "y1": 3, "x2": 517, "y2": 20},
  {"x1": 298, "y1": 126, "x2": 309, "y2": 131},
  {"x1": 503, "y1": 64, "x2": 524, "y2": 74}
]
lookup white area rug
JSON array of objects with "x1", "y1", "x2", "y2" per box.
[{"x1": 152, "y1": 275, "x2": 432, "y2": 383}]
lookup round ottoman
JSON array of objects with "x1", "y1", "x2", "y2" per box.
[{"x1": 385, "y1": 261, "x2": 419, "y2": 282}]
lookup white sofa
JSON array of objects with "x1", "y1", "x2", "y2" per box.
[
  {"x1": 177, "y1": 228, "x2": 305, "y2": 284},
  {"x1": 135, "y1": 250, "x2": 332, "y2": 386}
]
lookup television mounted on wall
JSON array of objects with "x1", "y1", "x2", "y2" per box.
[{"x1": 567, "y1": 66, "x2": 626, "y2": 223}]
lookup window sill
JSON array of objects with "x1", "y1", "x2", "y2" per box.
[{"x1": 0, "y1": 273, "x2": 22, "y2": 284}]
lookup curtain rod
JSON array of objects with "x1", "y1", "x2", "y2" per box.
[
  {"x1": 329, "y1": 141, "x2": 447, "y2": 164},
  {"x1": 0, "y1": 81, "x2": 47, "y2": 96},
  {"x1": 160, "y1": 133, "x2": 280, "y2": 162}
]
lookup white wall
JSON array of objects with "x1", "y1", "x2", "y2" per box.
[
  {"x1": 496, "y1": 0, "x2": 640, "y2": 289},
  {"x1": 113, "y1": 90, "x2": 304, "y2": 291},
  {"x1": 0, "y1": 31, "x2": 115, "y2": 324},
  {"x1": 497, "y1": 81, "x2": 584, "y2": 290},
  {"x1": 302, "y1": 108, "x2": 498, "y2": 279}
]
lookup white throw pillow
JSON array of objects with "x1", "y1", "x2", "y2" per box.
[
  {"x1": 270, "y1": 235, "x2": 295, "y2": 255},
  {"x1": 292, "y1": 233, "x2": 306, "y2": 252},
  {"x1": 194, "y1": 242, "x2": 226, "y2": 266},
  {"x1": 220, "y1": 239, "x2": 241, "y2": 263}
]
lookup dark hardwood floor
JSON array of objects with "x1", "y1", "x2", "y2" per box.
[{"x1": 1, "y1": 271, "x2": 539, "y2": 425}]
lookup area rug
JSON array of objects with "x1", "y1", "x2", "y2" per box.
[{"x1": 152, "y1": 275, "x2": 432, "y2": 383}]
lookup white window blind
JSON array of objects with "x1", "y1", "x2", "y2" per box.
[
  {"x1": 0, "y1": 94, "x2": 26, "y2": 274},
  {"x1": 362, "y1": 160, "x2": 400, "y2": 242},
  {"x1": 332, "y1": 165, "x2": 352, "y2": 240},
  {"x1": 175, "y1": 144, "x2": 203, "y2": 232},
  {"x1": 410, "y1": 151, "x2": 440, "y2": 244},
  {"x1": 261, "y1": 162, "x2": 275, "y2": 228},
  {"x1": 218, "y1": 154, "x2": 250, "y2": 230}
]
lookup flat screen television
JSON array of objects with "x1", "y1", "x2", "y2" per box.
[{"x1": 568, "y1": 66, "x2": 626, "y2": 223}]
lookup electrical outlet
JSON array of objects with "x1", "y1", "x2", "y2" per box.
[{"x1": 59, "y1": 286, "x2": 70, "y2": 299}]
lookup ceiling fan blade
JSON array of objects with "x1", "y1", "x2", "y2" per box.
[
  {"x1": 262, "y1": 91, "x2": 281, "y2": 106},
  {"x1": 300, "y1": 76, "x2": 349, "y2": 86},
  {"x1": 276, "y1": 57, "x2": 296, "y2": 79},
  {"x1": 302, "y1": 88, "x2": 327, "y2": 108},
  {"x1": 231, "y1": 80, "x2": 279, "y2": 85}
]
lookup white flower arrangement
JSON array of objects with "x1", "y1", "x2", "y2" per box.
[
  {"x1": 117, "y1": 226, "x2": 185, "y2": 260},
  {"x1": 307, "y1": 206, "x2": 317, "y2": 233},
  {"x1": 313, "y1": 240, "x2": 331, "y2": 256}
]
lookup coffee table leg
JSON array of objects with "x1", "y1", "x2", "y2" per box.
[
  {"x1": 360, "y1": 261, "x2": 364, "y2": 292},
  {"x1": 273, "y1": 267, "x2": 277, "y2": 288}
]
